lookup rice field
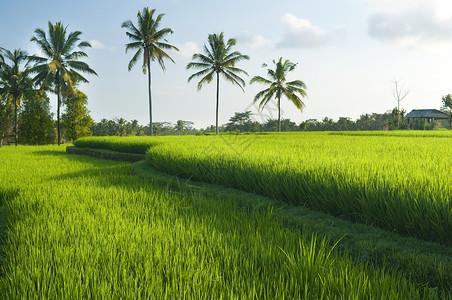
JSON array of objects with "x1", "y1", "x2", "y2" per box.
[
  {"x1": 0, "y1": 144, "x2": 450, "y2": 298},
  {"x1": 74, "y1": 132, "x2": 452, "y2": 246}
]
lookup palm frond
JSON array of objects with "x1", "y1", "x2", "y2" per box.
[
  {"x1": 128, "y1": 48, "x2": 143, "y2": 72},
  {"x1": 187, "y1": 68, "x2": 212, "y2": 83},
  {"x1": 187, "y1": 63, "x2": 210, "y2": 72},
  {"x1": 65, "y1": 51, "x2": 89, "y2": 60},
  {"x1": 188, "y1": 53, "x2": 214, "y2": 66},
  {"x1": 196, "y1": 71, "x2": 214, "y2": 91},
  {"x1": 250, "y1": 76, "x2": 272, "y2": 85},
  {"x1": 124, "y1": 41, "x2": 143, "y2": 53},
  {"x1": 283, "y1": 88, "x2": 305, "y2": 111},
  {"x1": 66, "y1": 60, "x2": 98, "y2": 76},
  {"x1": 286, "y1": 80, "x2": 307, "y2": 89},
  {"x1": 222, "y1": 70, "x2": 246, "y2": 91}
]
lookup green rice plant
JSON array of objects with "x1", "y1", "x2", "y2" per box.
[
  {"x1": 0, "y1": 145, "x2": 448, "y2": 298},
  {"x1": 143, "y1": 132, "x2": 452, "y2": 246},
  {"x1": 74, "y1": 136, "x2": 159, "y2": 154},
  {"x1": 330, "y1": 130, "x2": 452, "y2": 138}
]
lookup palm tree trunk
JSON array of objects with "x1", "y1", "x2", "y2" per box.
[
  {"x1": 57, "y1": 82, "x2": 61, "y2": 145},
  {"x1": 147, "y1": 60, "x2": 153, "y2": 136},
  {"x1": 216, "y1": 72, "x2": 219, "y2": 135},
  {"x1": 14, "y1": 97, "x2": 17, "y2": 146},
  {"x1": 277, "y1": 97, "x2": 281, "y2": 132}
]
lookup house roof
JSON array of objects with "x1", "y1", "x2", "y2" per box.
[{"x1": 405, "y1": 109, "x2": 450, "y2": 119}]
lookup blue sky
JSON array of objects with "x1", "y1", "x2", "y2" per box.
[{"x1": 2, "y1": 0, "x2": 452, "y2": 128}]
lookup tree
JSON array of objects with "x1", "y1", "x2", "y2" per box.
[
  {"x1": 122, "y1": 7, "x2": 178, "y2": 136},
  {"x1": 250, "y1": 58, "x2": 307, "y2": 132},
  {"x1": 391, "y1": 79, "x2": 409, "y2": 128},
  {"x1": 187, "y1": 32, "x2": 249, "y2": 135},
  {"x1": 61, "y1": 89, "x2": 92, "y2": 142},
  {"x1": 0, "y1": 49, "x2": 33, "y2": 146},
  {"x1": 29, "y1": 21, "x2": 97, "y2": 145},
  {"x1": 175, "y1": 120, "x2": 194, "y2": 134},
  {"x1": 224, "y1": 111, "x2": 261, "y2": 132},
  {"x1": 0, "y1": 94, "x2": 13, "y2": 146},
  {"x1": 441, "y1": 94, "x2": 452, "y2": 129},
  {"x1": 263, "y1": 118, "x2": 297, "y2": 132},
  {"x1": 18, "y1": 91, "x2": 55, "y2": 145}
]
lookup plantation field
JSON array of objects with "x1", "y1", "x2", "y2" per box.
[
  {"x1": 0, "y1": 144, "x2": 451, "y2": 298},
  {"x1": 139, "y1": 132, "x2": 452, "y2": 246},
  {"x1": 75, "y1": 132, "x2": 452, "y2": 245}
]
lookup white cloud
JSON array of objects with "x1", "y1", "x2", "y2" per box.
[
  {"x1": 277, "y1": 13, "x2": 329, "y2": 48},
  {"x1": 174, "y1": 42, "x2": 199, "y2": 58},
  {"x1": 367, "y1": 1, "x2": 452, "y2": 47},
  {"x1": 89, "y1": 39, "x2": 105, "y2": 49},
  {"x1": 237, "y1": 32, "x2": 273, "y2": 49}
]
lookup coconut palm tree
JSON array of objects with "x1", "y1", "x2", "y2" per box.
[
  {"x1": 0, "y1": 49, "x2": 33, "y2": 146},
  {"x1": 28, "y1": 21, "x2": 97, "y2": 145},
  {"x1": 187, "y1": 33, "x2": 249, "y2": 135},
  {"x1": 0, "y1": 47, "x2": 5, "y2": 66},
  {"x1": 250, "y1": 57, "x2": 307, "y2": 132},
  {"x1": 122, "y1": 7, "x2": 178, "y2": 136}
]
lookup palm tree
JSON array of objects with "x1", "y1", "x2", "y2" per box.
[
  {"x1": 0, "y1": 49, "x2": 33, "y2": 146},
  {"x1": 187, "y1": 33, "x2": 249, "y2": 135},
  {"x1": 122, "y1": 7, "x2": 178, "y2": 136},
  {"x1": 29, "y1": 21, "x2": 97, "y2": 145},
  {"x1": 250, "y1": 57, "x2": 307, "y2": 132},
  {"x1": 0, "y1": 47, "x2": 5, "y2": 66}
]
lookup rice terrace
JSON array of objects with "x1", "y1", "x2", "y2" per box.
[
  {"x1": 2, "y1": 0, "x2": 452, "y2": 299},
  {"x1": 0, "y1": 132, "x2": 450, "y2": 298}
]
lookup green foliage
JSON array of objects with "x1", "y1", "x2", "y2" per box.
[
  {"x1": 0, "y1": 95, "x2": 13, "y2": 145},
  {"x1": 17, "y1": 91, "x2": 55, "y2": 145},
  {"x1": 122, "y1": 7, "x2": 178, "y2": 136},
  {"x1": 0, "y1": 145, "x2": 448, "y2": 298},
  {"x1": 250, "y1": 57, "x2": 307, "y2": 132},
  {"x1": 263, "y1": 118, "x2": 297, "y2": 132},
  {"x1": 61, "y1": 89, "x2": 92, "y2": 142},
  {"x1": 29, "y1": 21, "x2": 97, "y2": 145},
  {"x1": 224, "y1": 111, "x2": 261, "y2": 132},
  {"x1": 187, "y1": 32, "x2": 249, "y2": 135},
  {"x1": 0, "y1": 49, "x2": 33, "y2": 145},
  {"x1": 174, "y1": 120, "x2": 194, "y2": 134},
  {"x1": 441, "y1": 94, "x2": 452, "y2": 129}
]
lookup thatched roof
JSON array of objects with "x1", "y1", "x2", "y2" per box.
[{"x1": 405, "y1": 109, "x2": 449, "y2": 119}]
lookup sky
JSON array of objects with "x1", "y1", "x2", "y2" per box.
[{"x1": 2, "y1": 0, "x2": 452, "y2": 128}]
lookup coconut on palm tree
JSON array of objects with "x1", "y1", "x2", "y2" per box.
[
  {"x1": 0, "y1": 49, "x2": 33, "y2": 146},
  {"x1": 250, "y1": 57, "x2": 307, "y2": 132},
  {"x1": 28, "y1": 21, "x2": 97, "y2": 145},
  {"x1": 122, "y1": 7, "x2": 178, "y2": 136},
  {"x1": 187, "y1": 33, "x2": 249, "y2": 135}
]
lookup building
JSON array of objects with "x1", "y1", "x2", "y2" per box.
[{"x1": 406, "y1": 109, "x2": 449, "y2": 122}]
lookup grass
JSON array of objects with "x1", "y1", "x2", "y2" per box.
[
  {"x1": 134, "y1": 132, "x2": 452, "y2": 246},
  {"x1": 74, "y1": 136, "x2": 158, "y2": 154},
  {"x1": 66, "y1": 145, "x2": 145, "y2": 162},
  {"x1": 0, "y1": 145, "x2": 449, "y2": 298}
]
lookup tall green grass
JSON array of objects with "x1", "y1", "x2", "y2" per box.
[
  {"x1": 139, "y1": 132, "x2": 452, "y2": 246},
  {"x1": 74, "y1": 136, "x2": 158, "y2": 154},
  {"x1": 0, "y1": 145, "x2": 447, "y2": 298}
]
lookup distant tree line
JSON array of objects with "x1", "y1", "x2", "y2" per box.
[{"x1": 89, "y1": 106, "x2": 449, "y2": 139}]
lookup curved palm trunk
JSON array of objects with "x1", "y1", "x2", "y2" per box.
[
  {"x1": 57, "y1": 81, "x2": 61, "y2": 145},
  {"x1": 277, "y1": 97, "x2": 281, "y2": 132},
  {"x1": 14, "y1": 97, "x2": 17, "y2": 146},
  {"x1": 147, "y1": 60, "x2": 153, "y2": 136},
  {"x1": 216, "y1": 72, "x2": 220, "y2": 135}
]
